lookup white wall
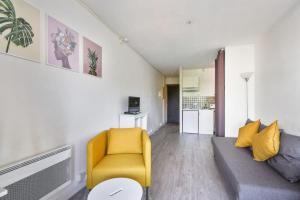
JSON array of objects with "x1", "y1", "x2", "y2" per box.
[
  {"x1": 182, "y1": 68, "x2": 215, "y2": 96},
  {"x1": 0, "y1": 0, "x2": 164, "y2": 198},
  {"x1": 165, "y1": 76, "x2": 179, "y2": 85},
  {"x1": 225, "y1": 45, "x2": 255, "y2": 137},
  {"x1": 255, "y1": 4, "x2": 300, "y2": 136}
]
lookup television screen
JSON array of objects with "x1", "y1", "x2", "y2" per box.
[{"x1": 128, "y1": 96, "x2": 140, "y2": 113}]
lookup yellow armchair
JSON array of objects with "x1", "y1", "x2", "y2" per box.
[{"x1": 87, "y1": 128, "x2": 151, "y2": 190}]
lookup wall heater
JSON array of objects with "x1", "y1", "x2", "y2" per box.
[{"x1": 0, "y1": 145, "x2": 72, "y2": 200}]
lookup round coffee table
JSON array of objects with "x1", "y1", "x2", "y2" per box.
[{"x1": 88, "y1": 178, "x2": 143, "y2": 200}]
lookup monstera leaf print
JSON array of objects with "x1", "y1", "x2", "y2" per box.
[{"x1": 0, "y1": 0, "x2": 34, "y2": 53}]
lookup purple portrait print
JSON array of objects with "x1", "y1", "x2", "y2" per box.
[
  {"x1": 47, "y1": 16, "x2": 79, "y2": 71},
  {"x1": 83, "y1": 37, "x2": 102, "y2": 77}
]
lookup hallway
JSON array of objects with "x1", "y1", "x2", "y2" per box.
[{"x1": 150, "y1": 124, "x2": 229, "y2": 200}]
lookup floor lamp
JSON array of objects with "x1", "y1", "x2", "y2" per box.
[{"x1": 241, "y1": 72, "x2": 253, "y2": 119}]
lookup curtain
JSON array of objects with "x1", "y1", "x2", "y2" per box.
[{"x1": 215, "y1": 49, "x2": 225, "y2": 137}]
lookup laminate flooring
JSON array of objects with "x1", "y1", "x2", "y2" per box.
[{"x1": 69, "y1": 124, "x2": 231, "y2": 200}]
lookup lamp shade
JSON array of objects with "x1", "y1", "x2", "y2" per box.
[{"x1": 240, "y1": 72, "x2": 253, "y2": 81}]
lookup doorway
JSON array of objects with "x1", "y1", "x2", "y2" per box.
[{"x1": 167, "y1": 85, "x2": 179, "y2": 123}]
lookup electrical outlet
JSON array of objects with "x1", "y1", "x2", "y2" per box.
[
  {"x1": 76, "y1": 171, "x2": 86, "y2": 183},
  {"x1": 82, "y1": 173, "x2": 87, "y2": 182}
]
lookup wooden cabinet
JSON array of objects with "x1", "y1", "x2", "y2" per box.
[
  {"x1": 182, "y1": 110, "x2": 199, "y2": 133},
  {"x1": 182, "y1": 110, "x2": 214, "y2": 134},
  {"x1": 198, "y1": 110, "x2": 214, "y2": 134},
  {"x1": 182, "y1": 76, "x2": 199, "y2": 90}
]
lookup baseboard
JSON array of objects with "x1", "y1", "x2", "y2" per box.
[
  {"x1": 149, "y1": 123, "x2": 166, "y2": 136},
  {"x1": 41, "y1": 181, "x2": 71, "y2": 200},
  {"x1": 50, "y1": 180, "x2": 85, "y2": 200}
]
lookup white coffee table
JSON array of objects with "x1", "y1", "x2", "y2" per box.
[{"x1": 88, "y1": 178, "x2": 143, "y2": 200}]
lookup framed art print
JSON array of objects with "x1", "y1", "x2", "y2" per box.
[
  {"x1": 47, "y1": 16, "x2": 79, "y2": 71},
  {"x1": 0, "y1": 0, "x2": 41, "y2": 62},
  {"x1": 83, "y1": 37, "x2": 102, "y2": 77}
]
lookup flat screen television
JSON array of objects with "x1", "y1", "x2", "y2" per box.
[{"x1": 128, "y1": 96, "x2": 140, "y2": 114}]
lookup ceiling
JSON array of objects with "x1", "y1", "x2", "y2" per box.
[{"x1": 81, "y1": 0, "x2": 298, "y2": 75}]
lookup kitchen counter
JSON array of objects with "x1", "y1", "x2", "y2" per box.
[
  {"x1": 182, "y1": 109, "x2": 199, "y2": 111},
  {"x1": 182, "y1": 108, "x2": 215, "y2": 111},
  {"x1": 182, "y1": 109, "x2": 214, "y2": 134}
]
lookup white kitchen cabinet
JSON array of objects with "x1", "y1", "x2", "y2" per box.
[
  {"x1": 182, "y1": 76, "x2": 199, "y2": 90},
  {"x1": 182, "y1": 110, "x2": 199, "y2": 133},
  {"x1": 198, "y1": 110, "x2": 214, "y2": 134}
]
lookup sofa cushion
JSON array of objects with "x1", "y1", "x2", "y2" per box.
[
  {"x1": 268, "y1": 132, "x2": 300, "y2": 183},
  {"x1": 92, "y1": 154, "x2": 146, "y2": 186},
  {"x1": 235, "y1": 120, "x2": 260, "y2": 147},
  {"x1": 107, "y1": 128, "x2": 142, "y2": 154},
  {"x1": 252, "y1": 121, "x2": 280, "y2": 161},
  {"x1": 212, "y1": 137, "x2": 300, "y2": 200}
]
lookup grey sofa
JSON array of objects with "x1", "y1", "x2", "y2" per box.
[{"x1": 212, "y1": 137, "x2": 300, "y2": 200}]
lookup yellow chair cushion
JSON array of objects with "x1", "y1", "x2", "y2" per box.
[
  {"x1": 252, "y1": 121, "x2": 280, "y2": 161},
  {"x1": 235, "y1": 120, "x2": 261, "y2": 147},
  {"x1": 92, "y1": 154, "x2": 146, "y2": 187},
  {"x1": 107, "y1": 128, "x2": 142, "y2": 154}
]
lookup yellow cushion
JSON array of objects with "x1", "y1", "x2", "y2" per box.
[
  {"x1": 107, "y1": 128, "x2": 142, "y2": 154},
  {"x1": 252, "y1": 121, "x2": 280, "y2": 161},
  {"x1": 235, "y1": 120, "x2": 261, "y2": 147},
  {"x1": 92, "y1": 154, "x2": 146, "y2": 187}
]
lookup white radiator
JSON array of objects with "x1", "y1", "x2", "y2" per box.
[{"x1": 0, "y1": 145, "x2": 72, "y2": 200}]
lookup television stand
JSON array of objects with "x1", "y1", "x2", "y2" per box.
[{"x1": 119, "y1": 113, "x2": 148, "y2": 130}]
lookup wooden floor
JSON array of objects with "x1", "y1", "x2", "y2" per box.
[{"x1": 70, "y1": 124, "x2": 230, "y2": 200}]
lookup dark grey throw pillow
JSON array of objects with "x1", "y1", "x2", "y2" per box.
[
  {"x1": 246, "y1": 119, "x2": 283, "y2": 133},
  {"x1": 245, "y1": 119, "x2": 255, "y2": 151},
  {"x1": 245, "y1": 119, "x2": 265, "y2": 132},
  {"x1": 267, "y1": 132, "x2": 300, "y2": 183},
  {"x1": 245, "y1": 119, "x2": 254, "y2": 125},
  {"x1": 259, "y1": 123, "x2": 267, "y2": 132}
]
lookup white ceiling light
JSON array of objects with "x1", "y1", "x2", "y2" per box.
[
  {"x1": 119, "y1": 36, "x2": 129, "y2": 44},
  {"x1": 186, "y1": 20, "x2": 192, "y2": 25}
]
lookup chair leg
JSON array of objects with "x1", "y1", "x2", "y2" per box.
[{"x1": 146, "y1": 187, "x2": 149, "y2": 200}]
